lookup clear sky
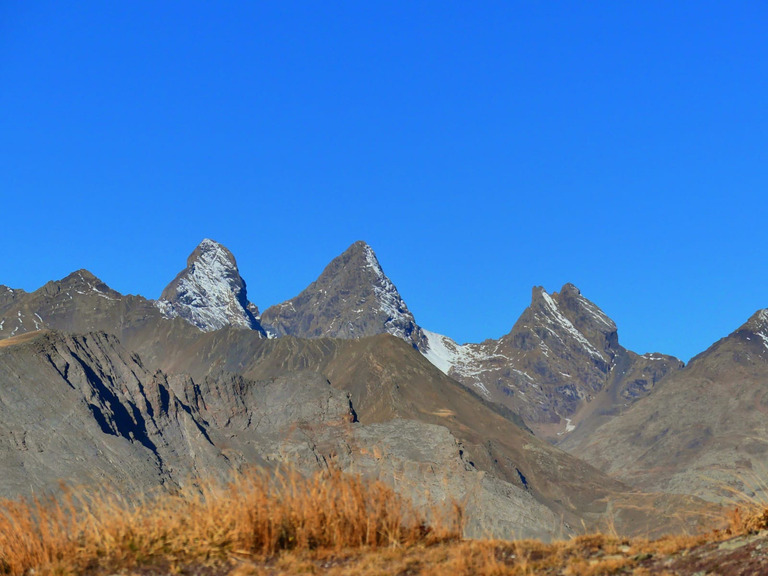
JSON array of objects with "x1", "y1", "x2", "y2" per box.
[{"x1": 1, "y1": 2, "x2": 767, "y2": 361}]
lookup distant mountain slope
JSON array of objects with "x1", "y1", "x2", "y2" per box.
[
  {"x1": 260, "y1": 241, "x2": 427, "y2": 351},
  {"x1": 560, "y1": 308, "x2": 768, "y2": 503},
  {"x1": 0, "y1": 247, "x2": 682, "y2": 445},
  {"x1": 126, "y1": 324, "x2": 713, "y2": 538},
  {"x1": 423, "y1": 284, "x2": 682, "y2": 440},
  {"x1": 156, "y1": 239, "x2": 266, "y2": 335}
]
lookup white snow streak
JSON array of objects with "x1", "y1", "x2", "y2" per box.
[
  {"x1": 539, "y1": 291, "x2": 604, "y2": 360},
  {"x1": 363, "y1": 244, "x2": 417, "y2": 341},
  {"x1": 576, "y1": 294, "x2": 615, "y2": 330},
  {"x1": 422, "y1": 329, "x2": 509, "y2": 397}
]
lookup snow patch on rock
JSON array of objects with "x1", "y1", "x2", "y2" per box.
[{"x1": 422, "y1": 329, "x2": 502, "y2": 398}]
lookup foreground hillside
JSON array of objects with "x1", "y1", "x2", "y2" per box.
[{"x1": 1, "y1": 468, "x2": 765, "y2": 576}]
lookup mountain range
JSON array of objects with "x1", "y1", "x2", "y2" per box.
[{"x1": 2, "y1": 238, "x2": 767, "y2": 538}]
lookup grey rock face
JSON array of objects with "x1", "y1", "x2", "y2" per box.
[
  {"x1": 156, "y1": 239, "x2": 265, "y2": 335},
  {"x1": 261, "y1": 241, "x2": 427, "y2": 350},
  {"x1": 0, "y1": 330, "x2": 223, "y2": 495},
  {"x1": 423, "y1": 284, "x2": 683, "y2": 440},
  {"x1": 0, "y1": 330, "x2": 357, "y2": 496},
  {"x1": 326, "y1": 419, "x2": 561, "y2": 540}
]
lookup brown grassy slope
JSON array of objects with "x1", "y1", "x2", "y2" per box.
[
  {"x1": 0, "y1": 469, "x2": 765, "y2": 576},
  {"x1": 561, "y1": 325, "x2": 768, "y2": 503},
  {"x1": 0, "y1": 469, "x2": 460, "y2": 576}
]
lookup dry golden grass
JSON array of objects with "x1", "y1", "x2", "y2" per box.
[
  {"x1": 1, "y1": 467, "x2": 766, "y2": 576},
  {"x1": 0, "y1": 468, "x2": 460, "y2": 576}
]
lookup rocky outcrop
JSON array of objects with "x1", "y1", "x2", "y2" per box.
[
  {"x1": 330, "y1": 419, "x2": 561, "y2": 540},
  {"x1": 156, "y1": 239, "x2": 265, "y2": 334},
  {"x1": 261, "y1": 241, "x2": 427, "y2": 351}
]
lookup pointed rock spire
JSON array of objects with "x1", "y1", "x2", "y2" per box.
[
  {"x1": 260, "y1": 241, "x2": 426, "y2": 350},
  {"x1": 156, "y1": 239, "x2": 264, "y2": 334}
]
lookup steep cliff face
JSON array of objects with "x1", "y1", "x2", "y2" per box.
[
  {"x1": 261, "y1": 241, "x2": 427, "y2": 351},
  {"x1": 0, "y1": 330, "x2": 222, "y2": 495},
  {"x1": 0, "y1": 329, "x2": 360, "y2": 495}
]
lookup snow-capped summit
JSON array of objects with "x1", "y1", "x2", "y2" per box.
[
  {"x1": 156, "y1": 239, "x2": 265, "y2": 334},
  {"x1": 260, "y1": 241, "x2": 427, "y2": 350}
]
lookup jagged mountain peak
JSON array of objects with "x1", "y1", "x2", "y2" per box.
[
  {"x1": 41, "y1": 269, "x2": 123, "y2": 301},
  {"x1": 523, "y1": 285, "x2": 609, "y2": 363},
  {"x1": 156, "y1": 239, "x2": 264, "y2": 334},
  {"x1": 187, "y1": 238, "x2": 236, "y2": 268},
  {"x1": 61, "y1": 269, "x2": 114, "y2": 291},
  {"x1": 261, "y1": 241, "x2": 426, "y2": 350},
  {"x1": 315, "y1": 240, "x2": 385, "y2": 283},
  {"x1": 555, "y1": 284, "x2": 617, "y2": 333},
  {"x1": 420, "y1": 283, "x2": 677, "y2": 437}
]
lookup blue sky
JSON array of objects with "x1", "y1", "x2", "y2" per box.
[{"x1": 1, "y1": 2, "x2": 767, "y2": 361}]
